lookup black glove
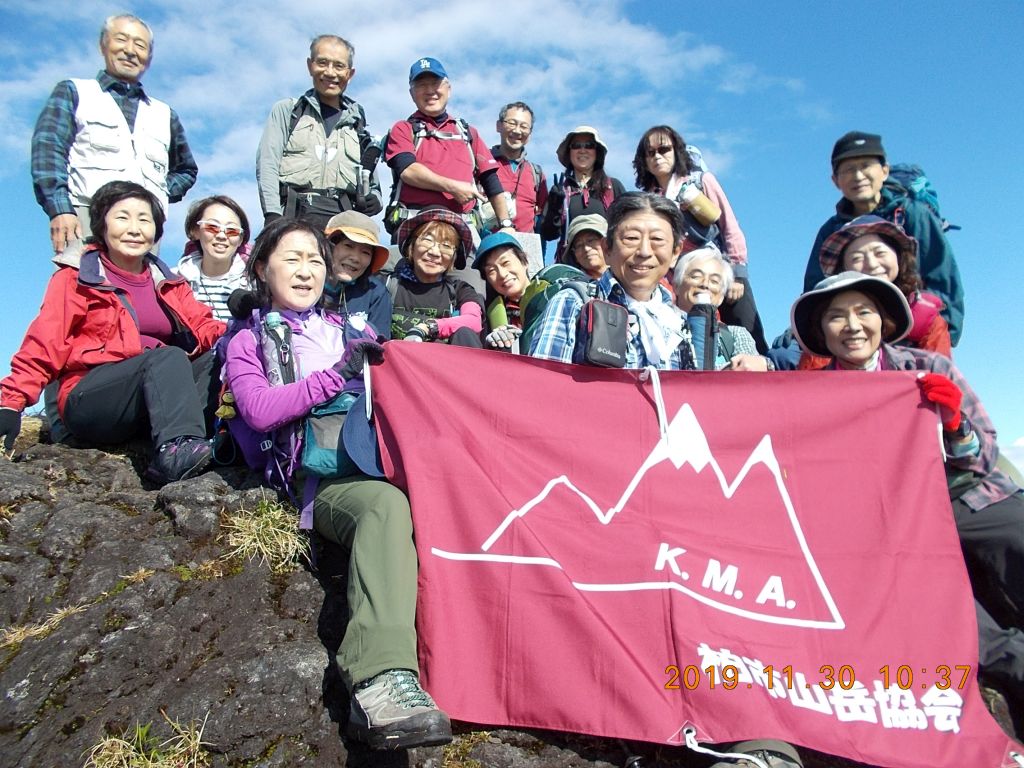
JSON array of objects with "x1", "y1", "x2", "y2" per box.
[
  {"x1": 355, "y1": 191, "x2": 383, "y2": 217},
  {"x1": 334, "y1": 338, "x2": 385, "y2": 381},
  {"x1": 263, "y1": 212, "x2": 282, "y2": 228},
  {"x1": 227, "y1": 289, "x2": 259, "y2": 320},
  {"x1": 0, "y1": 407, "x2": 22, "y2": 452}
]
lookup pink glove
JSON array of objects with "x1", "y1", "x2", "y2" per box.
[{"x1": 918, "y1": 373, "x2": 963, "y2": 431}]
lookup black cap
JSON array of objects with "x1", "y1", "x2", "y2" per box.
[{"x1": 831, "y1": 131, "x2": 886, "y2": 170}]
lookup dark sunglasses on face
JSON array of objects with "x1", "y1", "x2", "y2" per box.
[
  {"x1": 570, "y1": 141, "x2": 597, "y2": 151},
  {"x1": 645, "y1": 145, "x2": 674, "y2": 158}
]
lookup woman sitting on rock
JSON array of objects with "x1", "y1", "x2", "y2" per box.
[
  {"x1": 0, "y1": 180, "x2": 225, "y2": 484},
  {"x1": 222, "y1": 216, "x2": 452, "y2": 751}
]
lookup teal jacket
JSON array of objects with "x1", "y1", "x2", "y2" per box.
[{"x1": 804, "y1": 184, "x2": 965, "y2": 346}]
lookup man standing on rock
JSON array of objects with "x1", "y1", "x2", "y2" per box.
[
  {"x1": 491, "y1": 101, "x2": 547, "y2": 234},
  {"x1": 256, "y1": 34, "x2": 382, "y2": 231},
  {"x1": 31, "y1": 13, "x2": 198, "y2": 255},
  {"x1": 383, "y1": 57, "x2": 514, "y2": 241}
]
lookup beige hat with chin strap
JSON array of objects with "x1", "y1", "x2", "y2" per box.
[{"x1": 556, "y1": 125, "x2": 609, "y2": 168}]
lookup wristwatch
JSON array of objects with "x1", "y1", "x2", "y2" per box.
[
  {"x1": 425, "y1": 319, "x2": 440, "y2": 340},
  {"x1": 499, "y1": 218, "x2": 514, "y2": 229}
]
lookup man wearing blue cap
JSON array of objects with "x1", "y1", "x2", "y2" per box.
[{"x1": 383, "y1": 57, "x2": 513, "y2": 244}]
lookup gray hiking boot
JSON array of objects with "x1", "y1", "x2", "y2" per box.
[
  {"x1": 348, "y1": 668, "x2": 452, "y2": 750},
  {"x1": 709, "y1": 740, "x2": 803, "y2": 768}
]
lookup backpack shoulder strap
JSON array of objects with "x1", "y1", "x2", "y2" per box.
[
  {"x1": 286, "y1": 98, "x2": 307, "y2": 139},
  {"x1": 718, "y1": 324, "x2": 736, "y2": 360},
  {"x1": 529, "y1": 161, "x2": 543, "y2": 195}
]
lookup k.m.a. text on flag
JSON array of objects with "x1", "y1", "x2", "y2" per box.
[{"x1": 370, "y1": 343, "x2": 1021, "y2": 768}]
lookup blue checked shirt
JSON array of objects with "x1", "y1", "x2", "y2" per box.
[
  {"x1": 32, "y1": 71, "x2": 198, "y2": 218},
  {"x1": 529, "y1": 269, "x2": 696, "y2": 370}
]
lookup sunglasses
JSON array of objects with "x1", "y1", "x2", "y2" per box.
[
  {"x1": 197, "y1": 220, "x2": 243, "y2": 238},
  {"x1": 570, "y1": 141, "x2": 597, "y2": 151},
  {"x1": 645, "y1": 145, "x2": 674, "y2": 158}
]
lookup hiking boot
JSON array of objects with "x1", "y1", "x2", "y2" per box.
[
  {"x1": 347, "y1": 668, "x2": 452, "y2": 750},
  {"x1": 710, "y1": 740, "x2": 803, "y2": 768},
  {"x1": 145, "y1": 436, "x2": 212, "y2": 484}
]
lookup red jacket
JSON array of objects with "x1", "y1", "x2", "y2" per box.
[{"x1": 1, "y1": 247, "x2": 226, "y2": 415}]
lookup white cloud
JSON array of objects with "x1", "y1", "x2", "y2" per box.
[
  {"x1": 0, "y1": 0, "x2": 812, "y2": 236},
  {"x1": 1002, "y1": 437, "x2": 1024, "y2": 479}
]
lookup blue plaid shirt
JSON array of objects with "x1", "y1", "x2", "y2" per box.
[
  {"x1": 528, "y1": 269, "x2": 696, "y2": 370},
  {"x1": 31, "y1": 71, "x2": 198, "y2": 218}
]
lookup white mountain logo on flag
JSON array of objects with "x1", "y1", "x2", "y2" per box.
[{"x1": 432, "y1": 404, "x2": 845, "y2": 630}]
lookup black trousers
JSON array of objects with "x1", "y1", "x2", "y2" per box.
[
  {"x1": 976, "y1": 600, "x2": 1024, "y2": 692},
  {"x1": 62, "y1": 347, "x2": 220, "y2": 449},
  {"x1": 718, "y1": 276, "x2": 769, "y2": 354},
  {"x1": 954, "y1": 492, "x2": 1024, "y2": 626}
]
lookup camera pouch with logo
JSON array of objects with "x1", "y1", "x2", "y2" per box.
[{"x1": 576, "y1": 299, "x2": 628, "y2": 368}]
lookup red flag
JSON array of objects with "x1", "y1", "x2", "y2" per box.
[{"x1": 371, "y1": 343, "x2": 1021, "y2": 768}]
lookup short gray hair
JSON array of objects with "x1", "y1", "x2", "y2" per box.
[
  {"x1": 310, "y1": 35, "x2": 355, "y2": 65},
  {"x1": 100, "y1": 14, "x2": 154, "y2": 52},
  {"x1": 673, "y1": 245, "x2": 734, "y2": 299}
]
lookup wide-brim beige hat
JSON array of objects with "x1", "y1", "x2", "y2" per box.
[{"x1": 556, "y1": 125, "x2": 609, "y2": 168}]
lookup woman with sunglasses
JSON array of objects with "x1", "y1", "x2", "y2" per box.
[
  {"x1": 176, "y1": 195, "x2": 252, "y2": 321},
  {"x1": 633, "y1": 125, "x2": 767, "y2": 354},
  {"x1": 389, "y1": 207, "x2": 484, "y2": 347},
  {"x1": 540, "y1": 125, "x2": 625, "y2": 262}
]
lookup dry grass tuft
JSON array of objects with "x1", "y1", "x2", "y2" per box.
[
  {"x1": 120, "y1": 568, "x2": 156, "y2": 586},
  {"x1": 83, "y1": 711, "x2": 211, "y2": 767},
  {"x1": 221, "y1": 492, "x2": 308, "y2": 574},
  {"x1": 0, "y1": 603, "x2": 88, "y2": 649}
]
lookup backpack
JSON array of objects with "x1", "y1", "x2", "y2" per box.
[
  {"x1": 223, "y1": 310, "x2": 366, "y2": 498},
  {"x1": 384, "y1": 117, "x2": 478, "y2": 233},
  {"x1": 286, "y1": 97, "x2": 371, "y2": 155},
  {"x1": 885, "y1": 163, "x2": 960, "y2": 233},
  {"x1": 519, "y1": 264, "x2": 592, "y2": 353}
]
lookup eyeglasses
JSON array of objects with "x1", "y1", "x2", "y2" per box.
[
  {"x1": 197, "y1": 220, "x2": 243, "y2": 238},
  {"x1": 417, "y1": 234, "x2": 457, "y2": 256},
  {"x1": 645, "y1": 145, "x2": 674, "y2": 158},
  {"x1": 501, "y1": 120, "x2": 532, "y2": 133},
  {"x1": 312, "y1": 58, "x2": 351, "y2": 73},
  {"x1": 570, "y1": 141, "x2": 597, "y2": 151},
  {"x1": 836, "y1": 160, "x2": 882, "y2": 179}
]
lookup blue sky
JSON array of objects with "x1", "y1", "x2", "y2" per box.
[{"x1": 0, "y1": 0, "x2": 1021, "y2": 467}]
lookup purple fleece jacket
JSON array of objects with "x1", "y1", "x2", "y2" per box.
[{"x1": 225, "y1": 309, "x2": 350, "y2": 433}]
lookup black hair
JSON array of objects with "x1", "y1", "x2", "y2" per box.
[
  {"x1": 245, "y1": 218, "x2": 332, "y2": 307},
  {"x1": 184, "y1": 194, "x2": 251, "y2": 246},
  {"x1": 87, "y1": 180, "x2": 165, "y2": 248},
  {"x1": 632, "y1": 125, "x2": 692, "y2": 191}
]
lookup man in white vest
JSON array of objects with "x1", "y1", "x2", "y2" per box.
[{"x1": 31, "y1": 14, "x2": 198, "y2": 254}]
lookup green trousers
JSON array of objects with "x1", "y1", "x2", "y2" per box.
[{"x1": 313, "y1": 475, "x2": 419, "y2": 688}]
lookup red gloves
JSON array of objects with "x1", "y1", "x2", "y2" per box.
[{"x1": 918, "y1": 373, "x2": 963, "y2": 431}]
